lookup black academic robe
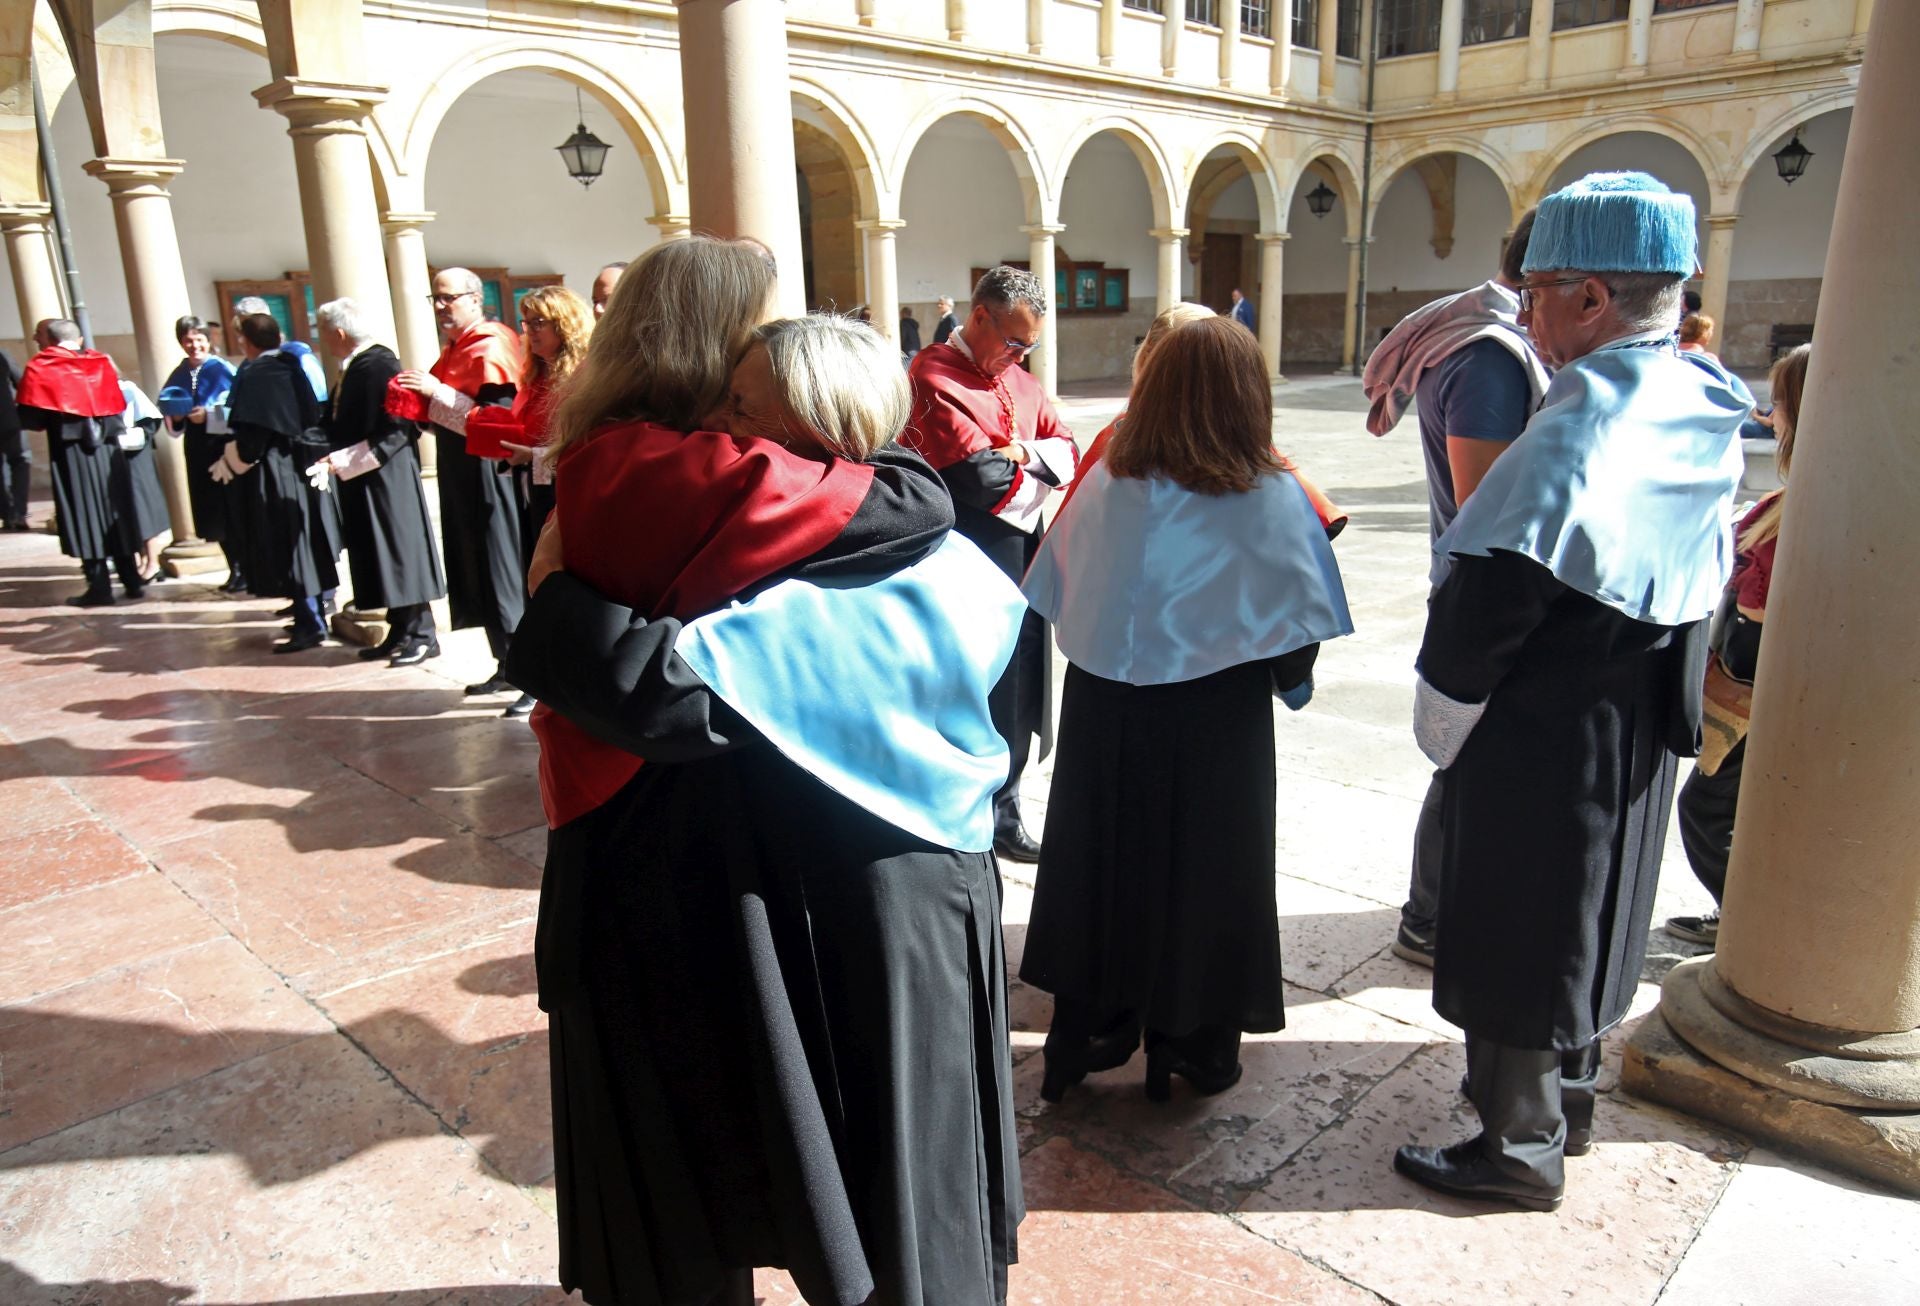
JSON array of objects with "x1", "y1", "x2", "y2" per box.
[
  {"x1": 326, "y1": 345, "x2": 445, "y2": 611},
  {"x1": 1419, "y1": 550, "x2": 1704, "y2": 1051},
  {"x1": 434, "y1": 384, "x2": 524, "y2": 636},
  {"x1": 18, "y1": 403, "x2": 125, "y2": 561},
  {"x1": 109, "y1": 418, "x2": 171, "y2": 549},
  {"x1": 504, "y1": 455, "x2": 1022, "y2": 1306},
  {"x1": 229, "y1": 351, "x2": 336, "y2": 600}
]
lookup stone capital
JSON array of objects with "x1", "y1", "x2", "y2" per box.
[
  {"x1": 1148, "y1": 227, "x2": 1189, "y2": 242},
  {"x1": 254, "y1": 78, "x2": 387, "y2": 134},
  {"x1": 1019, "y1": 223, "x2": 1066, "y2": 237},
  {"x1": 82, "y1": 157, "x2": 186, "y2": 197},
  {"x1": 855, "y1": 218, "x2": 909, "y2": 234},
  {"x1": 1705, "y1": 213, "x2": 1741, "y2": 229},
  {"x1": 0, "y1": 203, "x2": 54, "y2": 233},
  {"x1": 647, "y1": 212, "x2": 692, "y2": 234},
  {"x1": 381, "y1": 210, "x2": 436, "y2": 235},
  {"x1": 1257, "y1": 232, "x2": 1290, "y2": 246}
]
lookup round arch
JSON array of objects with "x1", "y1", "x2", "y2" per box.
[
  {"x1": 1280, "y1": 147, "x2": 1364, "y2": 240},
  {"x1": 1051, "y1": 117, "x2": 1177, "y2": 231},
  {"x1": 791, "y1": 78, "x2": 884, "y2": 221},
  {"x1": 1735, "y1": 88, "x2": 1857, "y2": 189},
  {"x1": 1179, "y1": 132, "x2": 1284, "y2": 234},
  {"x1": 1370, "y1": 137, "x2": 1520, "y2": 230},
  {"x1": 1530, "y1": 114, "x2": 1727, "y2": 202},
  {"x1": 397, "y1": 43, "x2": 678, "y2": 218},
  {"x1": 891, "y1": 98, "x2": 1046, "y2": 226}
]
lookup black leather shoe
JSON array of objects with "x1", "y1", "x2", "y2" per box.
[
  {"x1": 1393, "y1": 1137, "x2": 1564, "y2": 1212},
  {"x1": 69, "y1": 588, "x2": 115, "y2": 608},
  {"x1": 466, "y1": 670, "x2": 513, "y2": 696},
  {"x1": 274, "y1": 602, "x2": 298, "y2": 618},
  {"x1": 358, "y1": 638, "x2": 399, "y2": 661},
  {"x1": 1040, "y1": 1023, "x2": 1141, "y2": 1104},
  {"x1": 502, "y1": 692, "x2": 536, "y2": 718},
  {"x1": 121, "y1": 582, "x2": 146, "y2": 601},
  {"x1": 219, "y1": 573, "x2": 248, "y2": 594},
  {"x1": 273, "y1": 628, "x2": 327, "y2": 655},
  {"x1": 389, "y1": 637, "x2": 441, "y2": 667},
  {"x1": 1565, "y1": 1127, "x2": 1593, "y2": 1158},
  {"x1": 1144, "y1": 1045, "x2": 1243, "y2": 1103},
  {"x1": 993, "y1": 823, "x2": 1042, "y2": 862}
]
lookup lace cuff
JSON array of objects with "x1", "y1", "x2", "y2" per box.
[
  {"x1": 1413, "y1": 674, "x2": 1487, "y2": 769},
  {"x1": 427, "y1": 382, "x2": 475, "y2": 435}
]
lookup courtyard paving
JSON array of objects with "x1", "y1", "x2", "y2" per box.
[{"x1": 1, "y1": 374, "x2": 1913, "y2": 1305}]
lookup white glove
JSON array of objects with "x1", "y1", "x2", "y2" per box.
[
  {"x1": 208, "y1": 459, "x2": 234, "y2": 485},
  {"x1": 306, "y1": 459, "x2": 332, "y2": 492}
]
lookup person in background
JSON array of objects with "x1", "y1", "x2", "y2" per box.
[
  {"x1": 0, "y1": 348, "x2": 31, "y2": 530},
  {"x1": 899, "y1": 303, "x2": 922, "y2": 356},
  {"x1": 905, "y1": 265, "x2": 1081, "y2": 862},
  {"x1": 109, "y1": 375, "x2": 172, "y2": 582},
  {"x1": 1679, "y1": 287, "x2": 1703, "y2": 328},
  {"x1": 1229, "y1": 287, "x2": 1256, "y2": 332},
  {"x1": 392, "y1": 267, "x2": 527, "y2": 701},
  {"x1": 232, "y1": 297, "x2": 327, "y2": 404},
  {"x1": 462, "y1": 283, "x2": 593, "y2": 716},
  {"x1": 15, "y1": 319, "x2": 140, "y2": 605},
  {"x1": 1679, "y1": 312, "x2": 1718, "y2": 360},
  {"x1": 1665, "y1": 342, "x2": 1810, "y2": 951},
  {"x1": 590, "y1": 262, "x2": 627, "y2": 319},
  {"x1": 161, "y1": 316, "x2": 242, "y2": 589},
  {"x1": 932, "y1": 295, "x2": 958, "y2": 346},
  {"x1": 308, "y1": 297, "x2": 447, "y2": 667},
  {"x1": 1361, "y1": 207, "x2": 1550, "y2": 969},
  {"x1": 1019, "y1": 316, "x2": 1353, "y2": 1106}
]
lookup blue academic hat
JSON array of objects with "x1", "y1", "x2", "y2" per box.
[
  {"x1": 1522, "y1": 171, "x2": 1698, "y2": 276},
  {"x1": 157, "y1": 385, "x2": 194, "y2": 417}
]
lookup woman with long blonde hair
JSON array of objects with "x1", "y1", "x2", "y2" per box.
[
  {"x1": 1665, "y1": 342, "x2": 1809, "y2": 949},
  {"x1": 503, "y1": 237, "x2": 1025, "y2": 1306}
]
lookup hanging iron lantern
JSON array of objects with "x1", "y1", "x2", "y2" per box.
[
  {"x1": 1306, "y1": 179, "x2": 1337, "y2": 218},
  {"x1": 556, "y1": 88, "x2": 611, "y2": 188},
  {"x1": 1772, "y1": 128, "x2": 1812, "y2": 185}
]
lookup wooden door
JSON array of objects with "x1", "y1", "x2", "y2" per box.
[{"x1": 1200, "y1": 232, "x2": 1243, "y2": 313}]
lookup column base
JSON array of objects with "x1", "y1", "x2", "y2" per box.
[
  {"x1": 331, "y1": 606, "x2": 390, "y2": 649},
  {"x1": 1624, "y1": 1006, "x2": 1920, "y2": 1197},
  {"x1": 159, "y1": 539, "x2": 226, "y2": 577}
]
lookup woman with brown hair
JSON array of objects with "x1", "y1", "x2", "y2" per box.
[
  {"x1": 504, "y1": 238, "x2": 1025, "y2": 1306},
  {"x1": 1018, "y1": 316, "x2": 1353, "y2": 1103},
  {"x1": 1665, "y1": 342, "x2": 1809, "y2": 949}
]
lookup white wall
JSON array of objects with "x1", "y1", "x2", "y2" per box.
[
  {"x1": 898, "y1": 120, "x2": 1031, "y2": 306},
  {"x1": 1059, "y1": 134, "x2": 1158, "y2": 298},
  {"x1": 1366, "y1": 156, "x2": 1510, "y2": 291},
  {"x1": 1733, "y1": 107, "x2": 1847, "y2": 280},
  {"x1": 1285, "y1": 177, "x2": 1350, "y2": 294},
  {"x1": 1547, "y1": 131, "x2": 1711, "y2": 256}
]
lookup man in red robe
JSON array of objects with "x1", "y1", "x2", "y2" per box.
[
  {"x1": 905, "y1": 265, "x2": 1079, "y2": 860},
  {"x1": 15, "y1": 319, "x2": 141, "y2": 606},
  {"x1": 395, "y1": 268, "x2": 527, "y2": 706}
]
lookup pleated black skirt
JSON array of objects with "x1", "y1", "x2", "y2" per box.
[
  {"x1": 182, "y1": 423, "x2": 233, "y2": 544},
  {"x1": 48, "y1": 434, "x2": 121, "y2": 561},
  {"x1": 110, "y1": 442, "x2": 171, "y2": 548},
  {"x1": 1020, "y1": 661, "x2": 1286, "y2": 1038},
  {"x1": 540, "y1": 746, "x2": 1021, "y2": 1306}
]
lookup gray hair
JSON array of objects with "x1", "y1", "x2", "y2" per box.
[
  {"x1": 753, "y1": 314, "x2": 910, "y2": 462},
  {"x1": 436, "y1": 266, "x2": 484, "y2": 296},
  {"x1": 233, "y1": 296, "x2": 270, "y2": 317},
  {"x1": 971, "y1": 265, "x2": 1048, "y2": 318},
  {"x1": 1598, "y1": 271, "x2": 1686, "y2": 334},
  {"x1": 43, "y1": 318, "x2": 81, "y2": 344},
  {"x1": 315, "y1": 298, "x2": 371, "y2": 343}
]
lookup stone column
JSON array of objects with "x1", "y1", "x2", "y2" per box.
[
  {"x1": 1257, "y1": 232, "x2": 1286, "y2": 383},
  {"x1": 675, "y1": 0, "x2": 808, "y2": 318},
  {"x1": 1622, "y1": 0, "x2": 1654, "y2": 76},
  {"x1": 0, "y1": 205, "x2": 65, "y2": 337},
  {"x1": 1100, "y1": 0, "x2": 1120, "y2": 65},
  {"x1": 1318, "y1": 0, "x2": 1341, "y2": 98},
  {"x1": 82, "y1": 158, "x2": 217, "y2": 567},
  {"x1": 1437, "y1": 0, "x2": 1465, "y2": 99},
  {"x1": 381, "y1": 212, "x2": 438, "y2": 369},
  {"x1": 1270, "y1": 11, "x2": 1293, "y2": 95},
  {"x1": 1151, "y1": 227, "x2": 1187, "y2": 312},
  {"x1": 1525, "y1": 0, "x2": 1554, "y2": 87},
  {"x1": 255, "y1": 80, "x2": 398, "y2": 351},
  {"x1": 857, "y1": 0, "x2": 878, "y2": 26},
  {"x1": 1161, "y1": 0, "x2": 1182, "y2": 77},
  {"x1": 1027, "y1": 0, "x2": 1046, "y2": 54},
  {"x1": 859, "y1": 219, "x2": 905, "y2": 351},
  {"x1": 1340, "y1": 236, "x2": 1364, "y2": 371},
  {"x1": 948, "y1": 0, "x2": 967, "y2": 42},
  {"x1": 1731, "y1": 0, "x2": 1764, "y2": 58},
  {"x1": 1218, "y1": 0, "x2": 1240, "y2": 87},
  {"x1": 1627, "y1": 0, "x2": 1920, "y2": 1197},
  {"x1": 1022, "y1": 222, "x2": 1064, "y2": 398},
  {"x1": 1699, "y1": 212, "x2": 1737, "y2": 343}
]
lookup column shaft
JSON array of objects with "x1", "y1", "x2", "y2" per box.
[
  {"x1": 676, "y1": 0, "x2": 807, "y2": 318},
  {"x1": 1623, "y1": 0, "x2": 1654, "y2": 74},
  {"x1": 1218, "y1": 0, "x2": 1240, "y2": 86},
  {"x1": 860, "y1": 220, "x2": 904, "y2": 351},
  {"x1": 1699, "y1": 214, "x2": 1737, "y2": 346},
  {"x1": 948, "y1": 0, "x2": 968, "y2": 42},
  {"x1": 381, "y1": 213, "x2": 440, "y2": 479},
  {"x1": 1100, "y1": 0, "x2": 1120, "y2": 65},
  {"x1": 1, "y1": 208, "x2": 65, "y2": 337},
  {"x1": 1318, "y1": 0, "x2": 1340, "y2": 97},
  {"x1": 1732, "y1": 0, "x2": 1764, "y2": 56},
  {"x1": 1161, "y1": 0, "x2": 1182, "y2": 77},
  {"x1": 1027, "y1": 0, "x2": 1046, "y2": 53},
  {"x1": 1438, "y1": 0, "x2": 1465, "y2": 97},
  {"x1": 1257, "y1": 233, "x2": 1286, "y2": 383},
  {"x1": 1525, "y1": 0, "x2": 1554, "y2": 85},
  {"x1": 1270, "y1": 11, "x2": 1293, "y2": 94},
  {"x1": 1151, "y1": 227, "x2": 1187, "y2": 313},
  {"x1": 1340, "y1": 237, "x2": 1363, "y2": 371},
  {"x1": 1023, "y1": 224, "x2": 1064, "y2": 398}
]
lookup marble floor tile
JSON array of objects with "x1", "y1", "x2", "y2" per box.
[
  {"x1": 1275, "y1": 874, "x2": 1404, "y2": 993},
  {"x1": 0, "y1": 869, "x2": 222, "y2": 1004},
  {"x1": 331, "y1": 713, "x2": 545, "y2": 837},
  {"x1": 0, "y1": 769, "x2": 95, "y2": 840},
  {"x1": 0, "y1": 814, "x2": 150, "y2": 913}
]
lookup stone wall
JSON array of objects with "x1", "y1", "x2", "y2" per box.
[
  {"x1": 1281, "y1": 288, "x2": 1468, "y2": 368},
  {"x1": 1056, "y1": 299, "x2": 1158, "y2": 383},
  {"x1": 1722, "y1": 278, "x2": 1821, "y2": 372}
]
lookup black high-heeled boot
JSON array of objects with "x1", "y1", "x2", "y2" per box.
[
  {"x1": 1143, "y1": 1027, "x2": 1244, "y2": 1102},
  {"x1": 1039, "y1": 1004, "x2": 1141, "y2": 1104}
]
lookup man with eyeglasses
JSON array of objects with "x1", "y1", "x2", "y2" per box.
[
  {"x1": 1395, "y1": 172, "x2": 1749, "y2": 1212},
  {"x1": 906, "y1": 265, "x2": 1080, "y2": 862},
  {"x1": 393, "y1": 268, "x2": 528, "y2": 699},
  {"x1": 1361, "y1": 210, "x2": 1551, "y2": 971}
]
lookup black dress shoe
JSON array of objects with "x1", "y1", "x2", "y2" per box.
[
  {"x1": 69, "y1": 589, "x2": 115, "y2": 608},
  {"x1": 1393, "y1": 1137, "x2": 1564, "y2": 1212},
  {"x1": 502, "y1": 692, "x2": 536, "y2": 718},
  {"x1": 275, "y1": 602, "x2": 298, "y2": 618},
  {"x1": 993, "y1": 823, "x2": 1042, "y2": 862},
  {"x1": 219, "y1": 573, "x2": 248, "y2": 594},
  {"x1": 466, "y1": 671, "x2": 513, "y2": 695},
  {"x1": 1040, "y1": 1022, "x2": 1142, "y2": 1104},
  {"x1": 1144, "y1": 1045, "x2": 1243, "y2": 1103},
  {"x1": 121, "y1": 582, "x2": 146, "y2": 601},
  {"x1": 388, "y1": 637, "x2": 441, "y2": 667},
  {"x1": 358, "y1": 639, "x2": 399, "y2": 661},
  {"x1": 273, "y1": 628, "x2": 327, "y2": 655}
]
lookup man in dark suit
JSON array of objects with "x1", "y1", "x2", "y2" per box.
[
  {"x1": 931, "y1": 296, "x2": 959, "y2": 346},
  {"x1": 309, "y1": 298, "x2": 447, "y2": 665}
]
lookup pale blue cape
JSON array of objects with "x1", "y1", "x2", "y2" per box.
[
  {"x1": 676, "y1": 532, "x2": 1024, "y2": 853},
  {"x1": 1022, "y1": 460, "x2": 1353, "y2": 687},
  {"x1": 1433, "y1": 335, "x2": 1750, "y2": 625}
]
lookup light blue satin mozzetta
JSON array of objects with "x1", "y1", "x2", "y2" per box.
[
  {"x1": 1022, "y1": 460, "x2": 1354, "y2": 687},
  {"x1": 676, "y1": 532, "x2": 1025, "y2": 853},
  {"x1": 1432, "y1": 336, "x2": 1750, "y2": 626}
]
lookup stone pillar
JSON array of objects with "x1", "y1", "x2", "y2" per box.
[
  {"x1": 1699, "y1": 213, "x2": 1737, "y2": 343},
  {"x1": 82, "y1": 158, "x2": 216, "y2": 566},
  {"x1": 1022, "y1": 222, "x2": 1064, "y2": 398},
  {"x1": 255, "y1": 80, "x2": 398, "y2": 351},
  {"x1": 1100, "y1": 0, "x2": 1120, "y2": 65},
  {"x1": 0, "y1": 205, "x2": 65, "y2": 337},
  {"x1": 1257, "y1": 232, "x2": 1286, "y2": 383},
  {"x1": 1437, "y1": 0, "x2": 1465, "y2": 99},
  {"x1": 381, "y1": 212, "x2": 438, "y2": 369},
  {"x1": 1627, "y1": 0, "x2": 1920, "y2": 1198},
  {"x1": 1318, "y1": 0, "x2": 1341, "y2": 98},
  {"x1": 1161, "y1": 0, "x2": 1182, "y2": 77},
  {"x1": 948, "y1": 0, "x2": 967, "y2": 42},
  {"x1": 675, "y1": 0, "x2": 808, "y2": 318},
  {"x1": 859, "y1": 219, "x2": 905, "y2": 351},
  {"x1": 1525, "y1": 0, "x2": 1554, "y2": 86},
  {"x1": 1340, "y1": 236, "x2": 1364, "y2": 371},
  {"x1": 1218, "y1": 0, "x2": 1240, "y2": 87},
  {"x1": 1731, "y1": 0, "x2": 1764, "y2": 58},
  {"x1": 1027, "y1": 0, "x2": 1046, "y2": 54},
  {"x1": 1622, "y1": 0, "x2": 1654, "y2": 76},
  {"x1": 1270, "y1": 11, "x2": 1293, "y2": 95},
  {"x1": 1151, "y1": 227, "x2": 1187, "y2": 312},
  {"x1": 857, "y1": 0, "x2": 878, "y2": 26}
]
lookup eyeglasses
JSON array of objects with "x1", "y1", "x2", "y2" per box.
[
  {"x1": 427, "y1": 291, "x2": 477, "y2": 307},
  {"x1": 1517, "y1": 276, "x2": 1589, "y2": 314},
  {"x1": 520, "y1": 316, "x2": 553, "y2": 332},
  {"x1": 988, "y1": 313, "x2": 1038, "y2": 356}
]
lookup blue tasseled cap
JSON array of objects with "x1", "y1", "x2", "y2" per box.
[{"x1": 1522, "y1": 171, "x2": 1698, "y2": 276}]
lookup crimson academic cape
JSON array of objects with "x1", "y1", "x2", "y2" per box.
[
  {"x1": 533, "y1": 422, "x2": 877, "y2": 827},
  {"x1": 17, "y1": 347, "x2": 125, "y2": 418},
  {"x1": 429, "y1": 320, "x2": 526, "y2": 634}
]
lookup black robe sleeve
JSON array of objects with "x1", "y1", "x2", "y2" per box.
[
  {"x1": 506, "y1": 572, "x2": 753, "y2": 762},
  {"x1": 935, "y1": 448, "x2": 1020, "y2": 516},
  {"x1": 17, "y1": 404, "x2": 58, "y2": 434},
  {"x1": 1269, "y1": 642, "x2": 1320, "y2": 694},
  {"x1": 333, "y1": 349, "x2": 413, "y2": 463},
  {"x1": 1418, "y1": 549, "x2": 1566, "y2": 704}
]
